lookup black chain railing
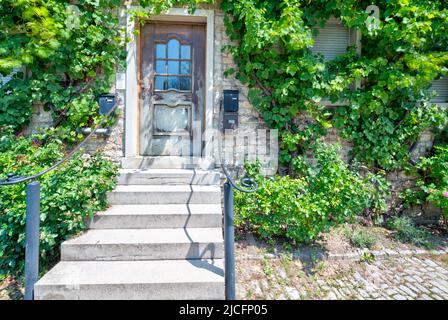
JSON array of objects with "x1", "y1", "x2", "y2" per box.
[{"x1": 0, "y1": 102, "x2": 118, "y2": 300}]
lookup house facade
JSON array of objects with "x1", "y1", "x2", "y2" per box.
[
  {"x1": 14, "y1": 3, "x2": 446, "y2": 175},
  {"x1": 6, "y1": 2, "x2": 447, "y2": 300},
  {"x1": 87, "y1": 4, "x2": 269, "y2": 170}
]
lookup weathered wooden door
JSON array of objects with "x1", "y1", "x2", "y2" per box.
[{"x1": 140, "y1": 22, "x2": 206, "y2": 156}]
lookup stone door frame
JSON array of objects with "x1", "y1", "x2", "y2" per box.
[{"x1": 124, "y1": 6, "x2": 215, "y2": 161}]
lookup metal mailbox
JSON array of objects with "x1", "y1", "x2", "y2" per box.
[
  {"x1": 223, "y1": 90, "x2": 239, "y2": 112},
  {"x1": 98, "y1": 94, "x2": 116, "y2": 116},
  {"x1": 223, "y1": 113, "x2": 238, "y2": 130}
]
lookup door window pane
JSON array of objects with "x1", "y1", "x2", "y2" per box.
[
  {"x1": 155, "y1": 76, "x2": 166, "y2": 90},
  {"x1": 156, "y1": 60, "x2": 166, "y2": 74},
  {"x1": 167, "y1": 39, "x2": 180, "y2": 59},
  {"x1": 154, "y1": 105, "x2": 189, "y2": 134},
  {"x1": 154, "y1": 39, "x2": 192, "y2": 92},
  {"x1": 181, "y1": 45, "x2": 191, "y2": 59},
  {"x1": 167, "y1": 76, "x2": 179, "y2": 90},
  {"x1": 180, "y1": 77, "x2": 191, "y2": 91},
  {"x1": 156, "y1": 44, "x2": 166, "y2": 58},
  {"x1": 180, "y1": 61, "x2": 190, "y2": 75},
  {"x1": 167, "y1": 61, "x2": 179, "y2": 74}
]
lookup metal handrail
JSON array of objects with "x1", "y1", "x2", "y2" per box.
[
  {"x1": 221, "y1": 163, "x2": 258, "y2": 193},
  {"x1": 0, "y1": 103, "x2": 118, "y2": 186},
  {"x1": 218, "y1": 100, "x2": 258, "y2": 300},
  {"x1": 0, "y1": 102, "x2": 117, "y2": 300},
  {"x1": 221, "y1": 161, "x2": 258, "y2": 301}
]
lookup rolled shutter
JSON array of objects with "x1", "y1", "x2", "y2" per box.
[
  {"x1": 430, "y1": 78, "x2": 448, "y2": 103},
  {"x1": 311, "y1": 19, "x2": 350, "y2": 61}
]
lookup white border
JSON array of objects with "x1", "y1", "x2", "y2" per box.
[{"x1": 124, "y1": 6, "x2": 215, "y2": 158}]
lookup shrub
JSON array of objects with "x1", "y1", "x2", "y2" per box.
[
  {"x1": 235, "y1": 143, "x2": 389, "y2": 244},
  {"x1": 387, "y1": 216, "x2": 433, "y2": 248},
  {"x1": 402, "y1": 145, "x2": 448, "y2": 220},
  {"x1": 0, "y1": 133, "x2": 118, "y2": 275}
]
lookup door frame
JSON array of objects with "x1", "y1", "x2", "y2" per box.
[{"x1": 124, "y1": 6, "x2": 215, "y2": 160}]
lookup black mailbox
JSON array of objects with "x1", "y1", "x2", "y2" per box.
[
  {"x1": 223, "y1": 90, "x2": 239, "y2": 112},
  {"x1": 223, "y1": 113, "x2": 238, "y2": 130},
  {"x1": 98, "y1": 94, "x2": 116, "y2": 115}
]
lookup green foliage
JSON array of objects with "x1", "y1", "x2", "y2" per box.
[
  {"x1": 387, "y1": 216, "x2": 433, "y2": 248},
  {"x1": 343, "y1": 225, "x2": 377, "y2": 249},
  {"x1": 0, "y1": 0, "x2": 126, "y2": 136},
  {"x1": 0, "y1": 133, "x2": 118, "y2": 275},
  {"x1": 0, "y1": 0, "x2": 211, "y2": 278},
  {"x1": 132, "y1": 0, "x2": 213, "y2": 18},
  {"x1": 0, "y1": 0, "x2": 212, "y2": 137},
  {"x1": 222, "y1": 0, "x2": 448, "y2": 171},
  {"x1": 235, "y1": 143, "x2": 388, "y2": 244},
  {"x1": 402, "y1": 145, "x2": 448, "y2": 217}
]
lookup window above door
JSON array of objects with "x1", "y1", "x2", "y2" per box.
[{"x1": 154, "y1": 38, "x2": 192, "y2": 92}]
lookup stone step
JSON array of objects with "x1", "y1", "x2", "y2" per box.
[
  {"x1": 107, "y1": 185, "x2": 221, "y2": 205},
  {"x1": 88, "y1": 204, "x2": 223, "y2": 229},
  {"x1": 34, "y1": 259, "x2": 224, "y2": 300},
  {"x1": 117, "y1": 169, "x2": 221, "y2": 186},
  {"x1": 121, "y1": 156, "x2": 214, "y2": 170},
  {"x1": 61, "y1": 228, "x2": 223, "y2": 261}
]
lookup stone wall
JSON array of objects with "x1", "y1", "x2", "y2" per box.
[
  {"x1": 81, "y1": 87, "x2": 125, "y2": 165},
  {"x1": 214, "y1": 7, "x2": 273, "y2": 173},
  {"x1": 23, "y1": 103, "x2": 53, "y2": 135},
  {"x1": 24, "y1": 4, "x2": 441, "y2": 222}
]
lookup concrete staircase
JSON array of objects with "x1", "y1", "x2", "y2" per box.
[{"x1": 34, "y1": 169, "x2": 224, "y2": 300}]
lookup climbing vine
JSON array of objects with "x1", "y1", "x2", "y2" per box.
[
  {"x1": 1, "y1": 0, "x2": 447, "y2": 169},
  {"x1": 0, "y1": 0, "x2": 211, "y2": 140},
  {"x1": 221, "y1": 0, "x2": 448, "y2": 171},
  {"x1": 0, "y1": 0, "x2": 122, "y2": 138}
]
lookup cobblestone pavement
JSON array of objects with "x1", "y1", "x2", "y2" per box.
[{"x1": 236, "y1": 254, "x2": 448, "y2": 300}]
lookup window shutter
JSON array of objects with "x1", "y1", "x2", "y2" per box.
[
  {"x1": 311, "y1": 18, "x2": 350, "y2": 61},
  {"x1": 430, "y1": 78, "x2": 448, "y2": 103}
]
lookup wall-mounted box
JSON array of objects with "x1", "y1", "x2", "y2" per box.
[
  {"x1": 223, "y1": 90, "x2": 239, "y2": 112},
  {"x1": 223, "y1": 113, "x2": 238, "y2": 131},
  {"x1": 98, "y1": 94, "x2": 116, "y2": 115}
]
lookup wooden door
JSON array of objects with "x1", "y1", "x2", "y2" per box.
[{"x1": 140, "y1": 22, "x2": 206, "y2": 156}]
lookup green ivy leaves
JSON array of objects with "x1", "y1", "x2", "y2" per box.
[
  {"x1": 222, "y1": 0, "x2": 448, "y2": 172},
  {"x1": 0, "y1": 0, "x2": 125, "y2": 134}
]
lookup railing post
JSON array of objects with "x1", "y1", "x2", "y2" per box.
[
  {"x1": 224, "y1": 181, "x2": 235, "y2": 300},
  {"x1": 24, "y1": 181, "x2": 40, "y2": 301}
]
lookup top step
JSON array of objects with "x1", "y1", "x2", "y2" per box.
[
  {"x1": 118, "y1": 169, "x2": 221, "y2": 186},
  {"x1": 121, "y1": 156, "x2": 215, "y2": 170}
]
